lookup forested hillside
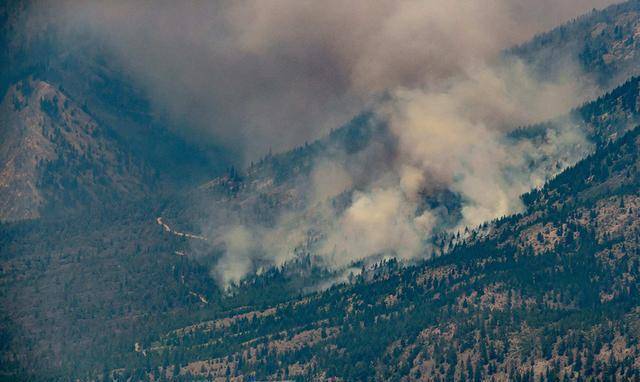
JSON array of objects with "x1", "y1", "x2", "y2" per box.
[
  {"x1": 510, "y1": 0, "x2": 640, "y2": 87},
  {"x1": 5, "y1": 1, "x2": 640, "y2": 381},
  {"x1": 0, "y1": 44, "x2": 638, "y2": 382},
  {"x1": 115, "y1": 124, "x2": 640, "y2": 382},
  {"x1": 0, "y1": 0, "x2": 231, "y2": 221}
]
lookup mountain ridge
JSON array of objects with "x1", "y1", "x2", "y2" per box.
[
  {"x1": 122, "y1": 125, "x2": 640, "y2": 381},
  {"x1": 5, "y1": 1, "x2": 640, "y2": 380}
]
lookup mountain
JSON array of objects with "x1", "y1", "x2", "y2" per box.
[
  {"x1": 0, "y1": 79, "x2": 152, "y2": 221},
  {"x1": 0, "y1": 67, "x2": 230, "y2": 221},
  {"x1": 114, "y1": 121, "x2": 640, "y2": 382},
  {"x1": 1, "y1": 66, "x2": 639, "y2": 382},
  {"x1": 5, "y1": 1, "x2": 640, "y2": 381},
  {"x1": 0, "y1": 1, "x2": 232, "y2": 222},
  {"x1": 509, "y1": 0, "x2": 640, "y2": 88}
]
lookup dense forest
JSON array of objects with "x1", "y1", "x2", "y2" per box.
[
  {"x1": 5, "y1": 1, "x2": 640, "y2": 381},
  {"x1": 94, "y1": 126, "x2": 640, "y2": 381}
]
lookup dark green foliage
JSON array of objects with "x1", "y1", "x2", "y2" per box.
[
  {"x1": 5, "y1": 1, "x2": 640, "y2": 381},
  {"x1": 99, "y1": 124, "x2": 640, "y2": 381}
]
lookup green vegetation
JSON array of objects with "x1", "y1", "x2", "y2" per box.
[{"x1": 5, "y1": 1, "x2": 640, "y2": 380}]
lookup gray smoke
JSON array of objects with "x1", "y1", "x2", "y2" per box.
[
  {"x1": 34, "y1": 0, "x2": 615, "y2": 161},
  {"x1": 27, "y1": 0, "x2": 618, "y2": 286},
  {"x1": 208, "y1": 59, "x2": 596, "y2": 286}
]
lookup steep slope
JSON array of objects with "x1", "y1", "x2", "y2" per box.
[
  {"x1": 6, "y1": 2, "x2": 640, "y2": 380},
  {"x1": 42, "y1": 50, "x2": 232, "y2": 190},
  {"x1": 0, "y1": 79, "x2": 151, "y2": 221},
  {"x1": 515, "y1": 75, "x2": 640, "y2": 146},
  {"x1": 119, "y1": 125, "x2": 640, "y2": 382},
  {"x1": 510, "y1": 0, "x2": 640, "y2": 88},
  {"x1": 0, "y1": 1, "x2": 232, "y2": 221},
  {"x1": 157, "y1": 75, "x2": 640, "y2": 285}
]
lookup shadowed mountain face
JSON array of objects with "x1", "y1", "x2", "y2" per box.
[
  {"x1": 6, "y1": 1, "x2": 640, "y2": 381},
  {"x1": 0, "y1": 79, "x2": 151, "y2": 221},
  {"x1": 0, "y1": 1, "x2": 232, "y2": 222},
  {"x1": 0, "y1": 72, "x2": 231, "y2": 222}
]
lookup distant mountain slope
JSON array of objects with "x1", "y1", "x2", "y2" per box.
[
  {"x1": 159, "y1": 74, "x2": 640, "y2": 274},
  {"x1": 42, "y1": 51, "x2": 232, "y2": 190},
  {"x1": 0, "y1": 1, "x2": 232, "y2": 222},
  {"x1": 121, "y1": 126, "x2": 640, "y2": 382},
  {"x1": 510, "y1": 0, "x2": 640, "y2": 88},
  {"x1": 0, "y1": 79, "x2": 151, "y2": 221},
  {"x1": 6, "y1": 2, "x2": 640, "y2": 381},
  {"x1": 10, "y1": 75, "x2": 640, "y2": 379},
  {"x1": 0, "y1": 63, "x2": 232, "y2": 220},
  {"x1": 576, "y1": 75, "x2": 640, "y2": 143}
]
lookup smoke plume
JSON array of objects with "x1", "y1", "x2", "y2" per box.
[
  {"x1": 36, "y1": 0, "x2": 615, "y2": 160},
  {"x1": 28, "y1": 0, "x2": 619, "y2": 285}
]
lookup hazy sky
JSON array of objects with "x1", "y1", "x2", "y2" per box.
[{"x1": 38, "y1": 0, "x2": 619, "y2": 160}]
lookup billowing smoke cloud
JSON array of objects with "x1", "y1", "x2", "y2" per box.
[
  {"x1": 382, "y1": 61, "x2": 594, "y2": 227},
  {"x1": 310, "y1": 160, "x2": 353, "y2": 204},
  {"x1": 27, "y1": 0, "x2": 617, "y2": 286},
  {"x1": 316, "y1": 61, "x2": 594, "y2": 272},
  {"x1": 209, "y1": 60, "x2": 595, "y2": 286},
  {"x1": 216, "y1": 226, "x2": 257, "y2": 287},
  {"x1": 321, "y1": 188, "x2": 431, "y2": 266},
  {"x1": 36, "y1": 0, "x2": 615, "y2": 161}
]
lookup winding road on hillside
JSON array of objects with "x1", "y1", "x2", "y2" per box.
[
  {"x1": 156, "y1": 217, "x2": 211, "y2": 304},
  {"x1": 156, "y1": 217, "x2": 209, "y2": 241}
]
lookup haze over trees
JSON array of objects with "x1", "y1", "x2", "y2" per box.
[{"x1": 4, "y1": 1, "x2": 640, "y2": 381}]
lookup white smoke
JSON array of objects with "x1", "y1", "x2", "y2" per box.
[
  {"x1": 38, "y1": 0, "x2": 615, "y2": 161},
  {"x1": 310, "y1": 60, "x2": 595, "y2": 270},
  {"x1": 28, "y1": 0, "x2": 613, "y2": 286},
  {"x1": 206, "y1": 51, "x2": 597, "y2": 287}
]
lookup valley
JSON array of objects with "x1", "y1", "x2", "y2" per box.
[{"x1": 4, "y1": 1, "x2": 640, "y2": 381}]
